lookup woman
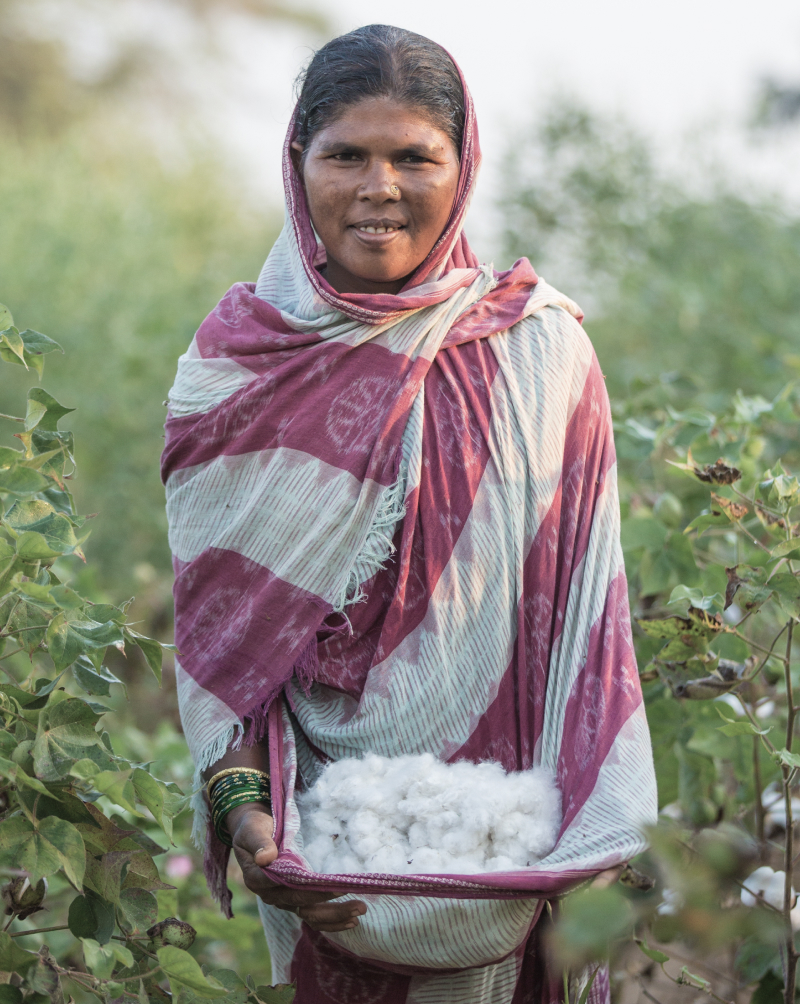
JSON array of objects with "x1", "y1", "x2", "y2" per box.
[{"x1": 162, "y1": 24, "x2": 657, "y2": 1004}]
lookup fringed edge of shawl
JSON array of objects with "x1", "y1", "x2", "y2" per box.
[{"x1": 331, "y1": 473, "x2": 406, "y2": 615}]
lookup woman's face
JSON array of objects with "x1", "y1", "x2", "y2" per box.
[{"x1": 293, "y1": 97, "x2": 460, "y2": 295}]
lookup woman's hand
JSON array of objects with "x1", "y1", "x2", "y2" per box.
[{"x1": 227, "y1": 803, "x2": 368, "y2": 932}]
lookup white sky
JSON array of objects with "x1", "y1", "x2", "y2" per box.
[
  {"x1": 47, "y1": 0, "x2": 800, "y2": 253},
  {"x1": 217, "y1": 0, "x2": 800, "y2": 252}
]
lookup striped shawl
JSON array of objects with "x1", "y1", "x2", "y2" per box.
[{"x1": 161, "y1": 67, "x2": 657, "y2": 1003}]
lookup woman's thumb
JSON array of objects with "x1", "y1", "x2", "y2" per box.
[{"x1": 232, "y1": 809, "x2": 278, "y2": 864}]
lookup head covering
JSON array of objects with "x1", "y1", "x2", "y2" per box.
[
  {"x1": 162, "y1": 53, "x2": 654, "y2": 999},
  {"x1": 281, "y1": 61, "x2": 490, "y2": 324}
]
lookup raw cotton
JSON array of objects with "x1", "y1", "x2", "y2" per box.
[{"x1": 297, "y1": 753, "x2": 561, "y2": 875}]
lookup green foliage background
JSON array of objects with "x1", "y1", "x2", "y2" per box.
[{"x1": 0, "y1": 139, "x2": 275, "y2": 593}]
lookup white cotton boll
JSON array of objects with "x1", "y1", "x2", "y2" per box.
[
  {"x1": 486, "y1": 855, "x2": 517, "y2": 872},
  {"x1": 300, "y1": 753, "x2": 561, "y2": 876},
  {"x1": 741, "y1": 866, "x2": 792, "y2": 911}
]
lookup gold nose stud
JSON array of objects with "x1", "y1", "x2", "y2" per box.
[{"x1": 390, "y1": 185, "x2": 400, "y2": 196}]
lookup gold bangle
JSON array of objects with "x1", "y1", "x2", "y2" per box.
[{"x1": 206, "y1": 766, "x2": 270, "y2": 797}]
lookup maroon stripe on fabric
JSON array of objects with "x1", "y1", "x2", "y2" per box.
[
  {"x1": 524, "y1": 356, "x2": 617, "y2": 752},
  {"x1": 442, "y1": 263, "x2": 539, "y2": 347},
  {"x1": 306, "y1": 338, "x2": 502, "y2": 695},
  {"x1": 372, "y1": 339, "x2": 500, "y2": 662},
  {"x1": 448, "y1": 354, "x2": 617, "y2": 771},
  {"x1": 555, "y1": 571, "x2": 642, "y2": 833},
  {"x1": 195, "y1": 283, "x2": 313, "y2": 357},
  {"x1": 173, "y1": 549, "x2": 330, "y2": 719},
  {"x1": 162, "y1": 340, "x2": 423, "y2": 486},
  {"x1": 291, "y1": 928, "x2": 412, "y2": 1002}
]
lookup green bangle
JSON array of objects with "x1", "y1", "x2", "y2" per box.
[{"x1": 210, "y1": 776, "x2": 272, "y2": 848}]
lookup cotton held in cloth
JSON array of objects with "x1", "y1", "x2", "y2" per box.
[{"x1": 297, "y1": 752, "x2": 561, "y2": 875}]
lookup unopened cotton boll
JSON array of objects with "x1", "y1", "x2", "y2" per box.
[{"x1": 297, "y1": 753, "x2": 561, "y2": 876}]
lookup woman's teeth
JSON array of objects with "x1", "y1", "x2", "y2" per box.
[{"x1": 357, "y1": 225, "x2": 400, "y2": 234}]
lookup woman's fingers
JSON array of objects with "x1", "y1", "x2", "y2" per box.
[
  {"x1": 591, "y1": 865, "x2": 625, "y2": 889},
  {"x1": 226, "y1": 804, "x2": 369, "y2": 930},
  {"x1": 294, "y1": 899, "x2": 368, "y2": 932}
]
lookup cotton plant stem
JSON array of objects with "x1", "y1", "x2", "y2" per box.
[
  {"x1": 783, "y1": 619, "x2": 797, "y2": 1004},
  {"x1": 754, "y1": 735, "x2": 766, "y2": 846},
  {"x1": 9, "y1": 924, "x2": 70, "y2": 937}
]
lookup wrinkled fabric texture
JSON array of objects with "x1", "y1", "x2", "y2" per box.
[{"x1": 162, "y1": 61, "x2": 656, "y2": 1004}]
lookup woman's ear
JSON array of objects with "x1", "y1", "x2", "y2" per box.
[{"x1": 290, "y1": 140, "x2": 304, "y2": 175}]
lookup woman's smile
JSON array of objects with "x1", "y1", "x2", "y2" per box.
[{"x1": 350, "y1": 217, "x2": 406, "y2": 243}]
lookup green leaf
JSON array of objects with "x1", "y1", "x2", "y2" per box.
[
  {"x1": 33, "y1": 697, "x2": 104, "y2": 780},
  {"x1": 72, "y1": 657, "x2": 124, "y2": 697},
  {"x1": 668, "y1": 585, "x2": 724, "y2": 613},
  {"x1": 68, "y1": 890, "x2": 116, "y2": 944},
  {"x1": 718, "y1": 720, "x2": 770, "y2": 737},
  {"x1": 252, "y1": 986, "x2": 297, "y2": 1003},
  {"x1": 17, "y1": 329, "x2": 62, "y2": 360},
  {"x1": 0, "y1": 326, "x2": 25, "y2": 365},
  {"x1": 685, "y1": 509, "x2": 731, "y2": 536},
  {"x1": 119, "y1": 888, "x2": 158, "y2": 934},
  {"x1": 0, "y1": 931, "x2": 38, "y2": 975},
  {"x1": 774, "y1": 748, "x2": 800, "y2": 769},
  {"x1": 771, "y1": 538, "x2": 800, "y2": 560},
  {"x1": 620, "y1": 517, "x2": 668, "y2": 552},
  {"x1": 83, "y1": 850, "x2": 134, "y2": 905},
  {"x1": 770, "y1": 573, "x2": 800, "y2": 619},
  {"x1": 0, "y1": 986, "x2": 23, "y2": 1003},
  {"x1": 132, "y1": 768, "x2": 177, "y2": 841},
  {"x1": 157, "y1": 946, "x2": 227, "y2": 998},
  {"x1": 81, "y1": 937, "x2": 134, "y2": 981},
  {"x1": 24, "y1": 389, "x2": 74, "y2": 433},
  {"x1": 46, "y1": 611, "x2": 124, "y2": 671},
  {"x1": 713, "y1": 705, "x2": 758, "y2": 733},
  {"x1": 125, "y1": 629, "x2": 166, "y2": 685},
  {"x1": 0, "y1": 815, "x2": 85, "y2": 887},
  {"x1": 676, "y1": 966, "x2": 712, "y2": 991},
  {"x1": 5, "y1": 500, "x2": 83, "y2": 558},
  {"x1": 0, "y1": 303, "x2": 13, "y2": 330},
  {"x1": 0, "y1": 754, "x2": 55, "y2": 797},
  {"x1": 0, "y1": 464, "x2": 51, "y2": 497},
  {"x1": 751, "y1": 971, "x2": 784, "y2": 1004}
]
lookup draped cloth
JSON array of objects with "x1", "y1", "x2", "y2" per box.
[{"x1": 162, "y1": 63, "x2": 657, "y2": 1004}]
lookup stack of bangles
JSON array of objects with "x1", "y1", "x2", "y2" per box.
[{"x1": 206, "y1": 767, "x2": 272, "y2": 848}]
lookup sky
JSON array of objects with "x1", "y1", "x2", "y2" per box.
[
  {"x1": 48, "y1": 0, "x2": 800, "y2": 253},
  {"x1": 216, "y1": 0, "x2": 800, "y2": 250}
]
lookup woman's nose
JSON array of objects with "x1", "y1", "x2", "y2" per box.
[{"x1": 358, "y1": 161, "x2": 400, "y2": 202}]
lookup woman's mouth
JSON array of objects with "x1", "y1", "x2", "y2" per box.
[{"x1": 356, "y1": 224, "x2": 402, "y2": 234}]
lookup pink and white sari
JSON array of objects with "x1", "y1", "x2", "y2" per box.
[{"x1": 162, "y1": 66, "x2": 656, "y2": 1004}]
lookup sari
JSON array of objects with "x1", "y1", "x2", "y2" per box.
[{"x1": 161, "y1": 64, "x2": 657, "y2": 1004}]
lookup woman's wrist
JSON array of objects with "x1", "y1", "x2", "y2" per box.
[{"x1": 226, "y1": 801, "x2": 273, "y2": 837}]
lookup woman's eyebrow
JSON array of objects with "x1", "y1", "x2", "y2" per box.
[{"x1": 316, "y1": 140, "x2": 444, "y2": 158}]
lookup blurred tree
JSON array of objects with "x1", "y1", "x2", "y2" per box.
[
  {"x1": 0, "y1": 0, "x2": 327, "y2": 139},
  {"x1": 500, "y1": 100, "x2": 800, "y2": 403},
  {"x1": 753, "y1": 75, "x2": 800, "y2": 127},
  {"x1": 0, "y1": 139, "x2": 275, "y2": 594}
]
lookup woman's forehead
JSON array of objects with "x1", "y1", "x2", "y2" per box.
[{"x1": 308, "y1": 97, "x2": 457, "y2": 154}]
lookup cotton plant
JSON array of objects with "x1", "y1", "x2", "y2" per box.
[
  {"x1": 548, "y1": 382, "x2": 800, "y2": 1003},
  {"x1": 0, "y1": 305, "x2": 295, "y2": 1003}
]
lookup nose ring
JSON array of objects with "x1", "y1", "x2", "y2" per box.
[{"x1": 390, "y1": 185, "x2": 400, "y2": 196}]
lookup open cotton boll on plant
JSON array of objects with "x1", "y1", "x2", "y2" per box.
[{"x1": 297, "y1": 753, "x2": 561, "y2": 875}]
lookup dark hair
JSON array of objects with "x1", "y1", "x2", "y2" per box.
[{"x1": 294, "y1": 25, "x2": 465, "y2": 155}]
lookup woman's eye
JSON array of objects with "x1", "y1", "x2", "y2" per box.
[
  {"x1": 331, "y1": 152, "x2": 361, "y2": 162},
  {"x1": 400, "y1": 155, "x2": 428, "y2": 165}
]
